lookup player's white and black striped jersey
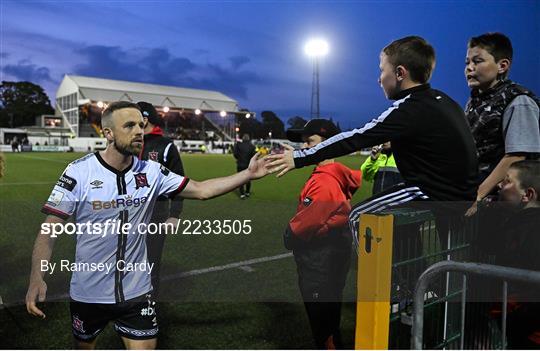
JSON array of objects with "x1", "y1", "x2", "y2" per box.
[{"x1": 42, "y1": 152, "x2": 189, "y2": 303}]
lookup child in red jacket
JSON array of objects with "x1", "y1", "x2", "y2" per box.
[{"x1": 284, "y1": 119, "x2": 362, "y2": 349}]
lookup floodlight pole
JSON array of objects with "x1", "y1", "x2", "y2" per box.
[{"x1": 310, "y1": 57, "x2": 320, "y2": 119}]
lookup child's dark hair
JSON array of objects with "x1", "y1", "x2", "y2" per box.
[
  {"x1": 382, "y1": 36, "x2": 436, "y2": 84},
  {"x1": 468, "y1": 32, "x2": 513, "y2": 63},
  {"x1": 510, "y1": 160, "x2": 540, "y2": 194}
]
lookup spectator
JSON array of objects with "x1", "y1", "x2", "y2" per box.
[
  {"x1": 234, "y1": 134, "x2": 256, "y2": 199},
  {"x1": 267, "y1": 36, "x2": 478, "y2": 250},
  {"x1": 284, "y1": 119, "x2": 361, "y2": 348},
  {"x1": 465, "y1": 33, "x2": 540, "y2": 215},
  {"x1": 360, "y1": 141, "x2": 402, "y2": 194},
  {"x1": 495, "y1": 160, "x2": 540, "y2": 349}
]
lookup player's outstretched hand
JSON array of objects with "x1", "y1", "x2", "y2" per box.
[
  {"x1": 247, "y1": 153, "x2": 271, "y2": 180},
  {"x1": 26, "y1": 279, "x2": 47, "y2": 319},
  {"x1": 266, "y1": 144, "x2": 295, "y2": 177}
]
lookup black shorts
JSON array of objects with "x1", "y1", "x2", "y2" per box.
[{"x1": 70, "y1": 291, "x2": 158, "y2": 341}]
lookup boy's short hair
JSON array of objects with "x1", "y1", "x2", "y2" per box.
[
  {"x1": 468, "y1": 32, "x2": 513, "y2": 63},
  {"x1": 101, "y1": 101, "x2": 141, "y2": 128},
  {"x1": 382, "y1": 36, "x2": 436, "y2": 84},
  {"x1": 510, "y1": 160, "x2": 540, "y2": 194}
]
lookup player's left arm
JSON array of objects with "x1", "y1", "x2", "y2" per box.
[{"x1": 180, "y1": 153, "x2": 269, "y2": 200}]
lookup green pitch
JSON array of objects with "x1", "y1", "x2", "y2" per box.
[{"x1": 0, "y1": 152, "x2": 371, "y2": 349}]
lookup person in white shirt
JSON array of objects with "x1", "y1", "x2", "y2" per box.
[{"x1": 26, "y1": 101, "x2": 269, "y2": 349}]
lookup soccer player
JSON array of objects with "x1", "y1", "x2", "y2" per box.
[
  {"x1": 137, "y1": 101, "x2": 185, "y2": 297},
  {"x1": 267, "y1": 36, "x2": 478, "y2": 243},
  {"x1": 25, "y1": 101, "x2": 269, "y2": 349}
]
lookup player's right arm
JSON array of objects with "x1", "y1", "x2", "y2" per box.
[
  {"x1": 159, "y1": 153, "x2": 269, "y2": 201},
  {"x1": 181, "y1": 153, "x2": 269, "y2": 200},
  {"x1": 25, "y1": 215, "x2": 64, "y2": 319}
]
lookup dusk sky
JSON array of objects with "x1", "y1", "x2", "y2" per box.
[{"x1": 1, "y1": 0, "x2": 539, "y2": 128}]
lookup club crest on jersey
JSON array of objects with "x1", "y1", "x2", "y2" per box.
[
  {"x1": 303, "y1": 197, "x2": 313, "y2": 206},
  {"x1": 134, "y1": 173, "x2": 150, "y2": 189},
  {"x1": 72, "y1": 315, "x2": 86, "y2": 333},
  {"x1": 148, "y1": 151, "x2": 159, "y2": 161}
]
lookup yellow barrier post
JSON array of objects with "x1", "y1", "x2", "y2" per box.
[{"x1": 355, "y1": 213, "x2": 394, "y2": 350}]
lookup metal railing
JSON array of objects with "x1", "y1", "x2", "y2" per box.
[
  {"x1": 354, "y1": 208, "x2": 475, "y2": 349},
  {"x1": 411, "y1": 260, "x2": 540, "y2": 349}
]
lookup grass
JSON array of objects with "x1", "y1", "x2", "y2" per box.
[{"x1": 0, "y1": 151, "x2": 371, "y2": 349}]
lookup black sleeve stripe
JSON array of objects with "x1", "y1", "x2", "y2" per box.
[
  {"x1": 169, "y1": 177, "x2": 190, "y2": 198},
  {"x1": 41, "y1": 205, "x2": 70, "y2": 220},
  {"x1": 177, "y1": 177, "x2": 190, "y2": 193}
]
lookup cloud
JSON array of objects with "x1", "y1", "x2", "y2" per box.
[
  {"x1": 2, "y1": 60, "x2": 54, "y2": 83},
  {"x1": 73, "y1": 45, "x2": 261, "y2": 99},
  {"x1": 229, "y1": 56, "x2": 250, "y2": 70}
]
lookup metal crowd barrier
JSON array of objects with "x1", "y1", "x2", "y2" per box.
[
  {"x1": 411, "y1": 261, "x2": 540, "y2": 350},
  {"x1": 354, "y1": 208, "x2": 475, "y2": 349}
]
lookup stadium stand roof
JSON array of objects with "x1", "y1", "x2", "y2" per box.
[{"x1": 56, "y1": 74, "x2": 240, "y2": 112}]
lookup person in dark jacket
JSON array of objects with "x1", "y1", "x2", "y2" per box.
[
  {"x1": 285, "y1": 119, "x2": 362, "y2": 349},
  {"x1": 464, "y1": 33, "x2": 540, "y2": 211},
  {"x1": 494, "y1": 160, "x2": 540, "y2": 349},
  {"x1": 137, "y1": 101, "x2": 185, "y2": 296},
  {"x1": 233, "y1": 134, "x2": 256, "y2": 199},
  {"x1": 267, "y1": 36, "x2": 479, "y2": 247}
]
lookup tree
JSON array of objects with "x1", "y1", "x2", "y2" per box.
[
  {"x1": 261, "y1": 111, "x2": 285, "y2": 139},
  {"x1": 238, "y1": 115, "x2": 264, "y2": 139},
  {"x1": 287, "y1": 116, "x2": 307, "y2": 129},
  {"x1": 0, "y1": 81, "x2": 54, "y2": 128}
]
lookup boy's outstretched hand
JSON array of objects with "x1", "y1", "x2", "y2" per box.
[
  {"x1": 266, "y1": 144, "x2": 295, "y2": 177},
  {"x1": 247, "y1": 153, "x2": 272, "y2": 180}
]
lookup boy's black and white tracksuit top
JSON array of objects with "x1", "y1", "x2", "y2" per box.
[{"x1": 293, "y1": 84, "x2": 479, "y2": 203}]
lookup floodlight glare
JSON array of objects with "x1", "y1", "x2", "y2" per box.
[
  {"x1": 245, "y1": 113, "x2": 251, "y2": 119},
  {"x1": 163, "y1": 106, "x2": 170, "y2": 113},
  {"x1": 195, "y1": 109, "x2": 202, "y2": 115},
  {"x1": 220, "y1": 110, "x2": 227, "y2": 117},
  {"x1": 304, "y1": 39, "x2": 329, "y2": 57}
]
